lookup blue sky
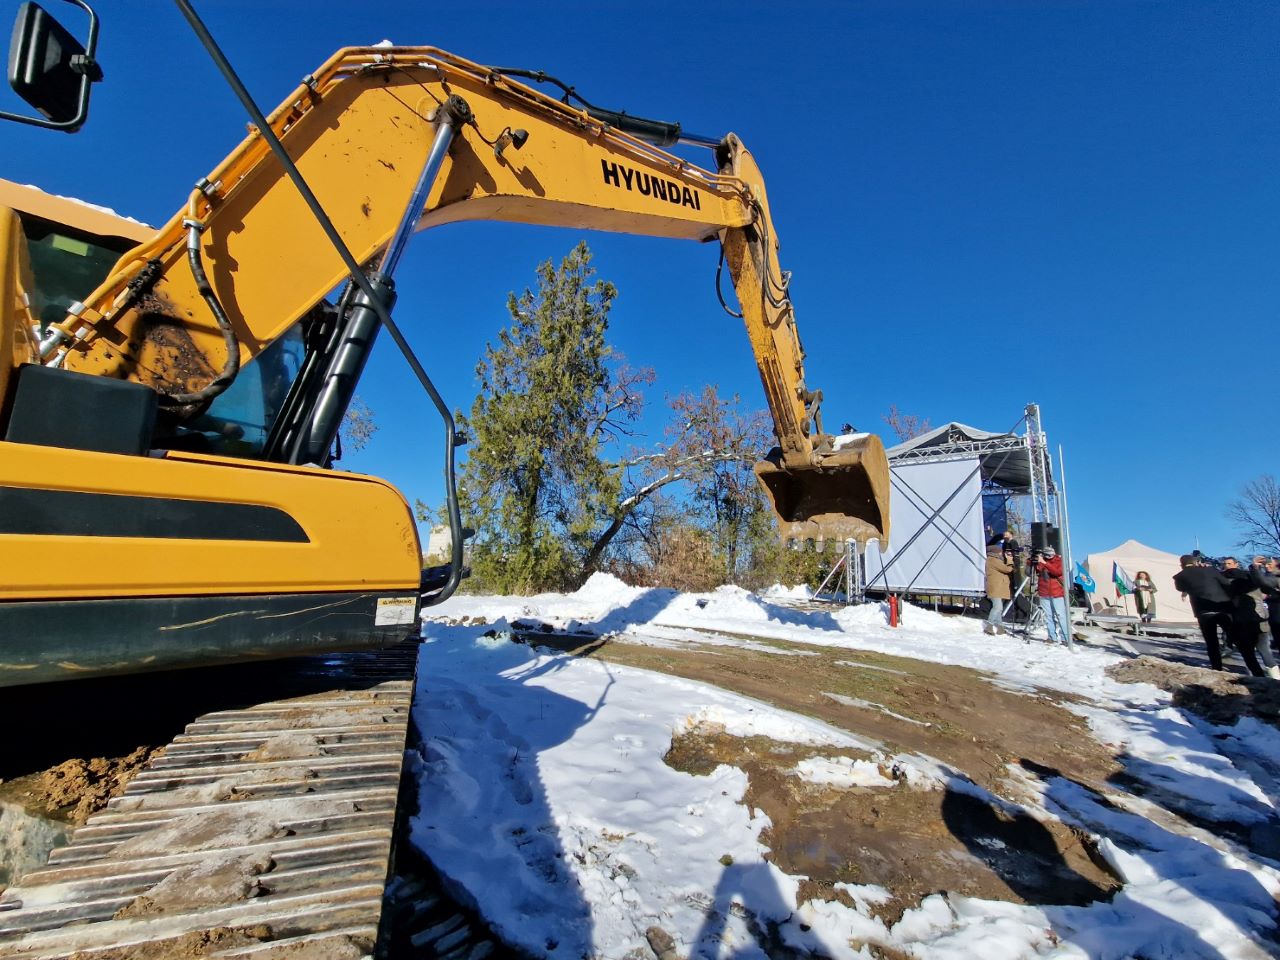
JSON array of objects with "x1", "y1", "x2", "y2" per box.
[{"x1": 2, "y1": 0, "x2": 1274, "y2": 562}]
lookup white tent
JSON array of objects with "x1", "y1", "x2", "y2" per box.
[{"x1": 1084, "y1": 539, "x2": 1195, "y2": 624}]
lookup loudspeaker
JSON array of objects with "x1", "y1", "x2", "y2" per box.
[
  {"x1": 1031, "y1": 523, "x2": 1062, "y2": 554},
  {"x1": 1031, "y1": 522, "x2": 1048, "y2": 551}
]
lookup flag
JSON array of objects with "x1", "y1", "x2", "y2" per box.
[
  {"x1": 1113, "y1": 562, "x2": 1135, "y2": 597},
  {"x1": 1075, "y1": 563, "x2": 1096, "y2": 593}
]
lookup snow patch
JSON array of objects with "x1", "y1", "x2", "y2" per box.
[{"x1": 792, "y1": 756, "x2": 896, "y2": 789}]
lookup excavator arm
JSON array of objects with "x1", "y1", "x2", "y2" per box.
[{"x1": 40, "y1": 46, "x2": 889, "y2": 547}]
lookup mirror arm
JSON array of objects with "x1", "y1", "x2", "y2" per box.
[{"x1": 1, "y1": 0, "x2": 101, "y2": 132}]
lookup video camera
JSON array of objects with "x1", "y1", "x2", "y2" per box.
[{"x1": 1188, "y1": 551, "x2": 1224, "y2": 571}]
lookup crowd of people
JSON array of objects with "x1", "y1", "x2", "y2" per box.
[
  {"x1": 980, "y1": 534, "x2": 1280, "y2": 675},
  {"x1": 1173, "y1": 553, "x2": 1280, "y2": 679}
]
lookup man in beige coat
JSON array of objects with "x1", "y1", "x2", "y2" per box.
[{"x1": 985, "y1": 544, "x2": 1014, "y2": 635}]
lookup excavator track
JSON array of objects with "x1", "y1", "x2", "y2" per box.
[{"x1": 0, "y1": 643, "x2": 421, "y2": 959}]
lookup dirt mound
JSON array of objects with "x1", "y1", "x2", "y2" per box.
[
  {"x1": 1107, "y1": 656, "x2": 1280, "y2": 727},
  {"x1": 667, "y1": 730, "x2": 1119, "y2": 923},
  {"x1": 0, "y1": 747, "x2": 155, "y2": 825}
]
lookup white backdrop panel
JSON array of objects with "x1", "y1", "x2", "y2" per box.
[{"x1": 864, "y1": 456, "x2": 986, "y2": 595}]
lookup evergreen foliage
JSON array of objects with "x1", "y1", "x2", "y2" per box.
[
  {"x1": 451, "y1": 242, "x2": 840, "y2": 596},
  {"x1": 459, "y1": 242, "x2": 630, "y2": 593}
]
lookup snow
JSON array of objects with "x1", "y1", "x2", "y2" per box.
[
  {"x1": 411, "y1": 632, "x2": 814, "y2": 958},
  {"x1": 832, "y1": 432, "x2": 873, "y2": 451},
  {"x1": 415, "y1": 574, "x2": 1280, "y2": 958},
  {"x1": 15, "y1": 182, "x2": 151, "y2": 227},
  {"x1": 793, "y1": 756, "x2": 897, "y2": 789},
  {"x1": 760, "y1": 583, "x2": 815, "y2": 601}
]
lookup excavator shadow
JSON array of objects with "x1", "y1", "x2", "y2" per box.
[{"x1": 408, "y1": 628, "x2": 608, "y2": 957}]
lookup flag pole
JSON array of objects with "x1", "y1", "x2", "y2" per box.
[{"x1": 1057, "y1": 443, "x2": 1076, "y2": 642}]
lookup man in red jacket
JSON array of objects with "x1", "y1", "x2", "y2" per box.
[{"x1": 1034, "y1": 546, "x2": 1071, "y2": 648}]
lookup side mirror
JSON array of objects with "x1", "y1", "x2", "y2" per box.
[{"x1": 4, "y1": 0, "x2": 100, "y2": 131}]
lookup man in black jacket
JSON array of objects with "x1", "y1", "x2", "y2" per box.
[{"x1": 1174, "y1": 555, "x2": 1263, "y2": 675}]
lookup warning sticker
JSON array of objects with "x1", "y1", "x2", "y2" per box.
[{"x1": 375, "y1": 596, "x2": 417, "y2": 626}]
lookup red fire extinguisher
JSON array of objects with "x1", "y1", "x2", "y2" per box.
[{"x1": 888, "y1": 594, "x2": 900, "y2": 628}]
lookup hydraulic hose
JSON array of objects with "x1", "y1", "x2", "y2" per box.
[
  {"x1": 173, "y1": 0, "x2": 465, "y2": 606},
  {"x1": 489, "y1": 66, "x2": 721, "y2": 148},
  {"x1": 164, "y1": 216, "x2": 240, "y2": 406}
]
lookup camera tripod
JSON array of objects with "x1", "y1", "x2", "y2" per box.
[
  {"x1": 1002, "y1": 573, "x2": 1043, "y2": 642},
  {"x1": 1004, "y1": 567, "x2": 1074, "y2": 647}
]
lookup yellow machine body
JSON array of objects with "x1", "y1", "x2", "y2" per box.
[{"x1": 0, "y1": 181, "x2": 423, "y2": 684}]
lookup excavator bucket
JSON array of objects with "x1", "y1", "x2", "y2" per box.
[{"x1": 755, "y1": 434, "x2": 891, "y2": 548}]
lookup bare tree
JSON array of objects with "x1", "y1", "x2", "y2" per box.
[
  {"x1": 340, "y1": 396, "x2": 377, "y2": 453},
  {"x1": 1228, "y1": 475, "x2": 1280, "y2": 555},
  {"x1": 882, "y1": 404, "x2": 932, "y2": 443}
]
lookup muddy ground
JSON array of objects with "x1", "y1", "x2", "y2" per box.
[
  {"x1": 520, "y1": 627, "x2": 1125, "y2": 923},
  {"x1": 0, "y1": 747, "x2": 156, "y2": 827},
  {"x1": 1108, "y1": 654, "x2": 1280, "y2": 728}
]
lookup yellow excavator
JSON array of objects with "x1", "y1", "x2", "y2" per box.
[{"x1": 0, "y1": 1, "x2": 890, "y2": 687}]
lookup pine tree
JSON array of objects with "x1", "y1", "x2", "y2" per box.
[
  {"x1": 459, "y1": 242, "x2": 628, "y2": 593},
  {"x1": 456, "y1": 244, "x2": 818, "y2": 594}
]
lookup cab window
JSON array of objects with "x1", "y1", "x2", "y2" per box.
[
  {"x1": 175, "y1": 324, "x2": 306, "y2": 458},
  {"x1": 19, "y1": 213, "x2": 137, "y2": 330}
]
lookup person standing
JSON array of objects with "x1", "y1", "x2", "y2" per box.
[
  {"x1": 984, "y1": 544, "x2": 1014, "y2": 635},
  {"x1": 1034, "y1": 546, "x2": 1071, "y2": 647},
  {"x1": 1002, "y1": 531, "x2": 1023, "y2": 614},
  {"x1": 1251, "y1": 556, "x2": 1280, "y2": 644},
  {"x1": 1224, "y1": 558, "x2": 1278, "y2": 679},
  {"x1": 1174, "y1": 556, "x2": 1263, "y2": 676},
  {"x1": 1133, "y1": 571, "x2": 1158, "y2": 623}
]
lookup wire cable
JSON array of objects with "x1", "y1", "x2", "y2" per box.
[
  {"x1": 173, "y1": 0, "x2": 465, "y2": 606},
  {"x1": 714, "y1": 244, "x2": 743, "y2": 319}
]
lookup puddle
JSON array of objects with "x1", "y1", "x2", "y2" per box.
[{"x1": 0, "y1": 800, "x2": 72, "y2": 888}]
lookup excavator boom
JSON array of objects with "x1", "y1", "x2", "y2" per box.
[
  {"x1": 1, "y1": 43, "x2": 889, "y2": 685},
  {"x1": 40, "y1": 46, "x2": 888, "y2": 544}
]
